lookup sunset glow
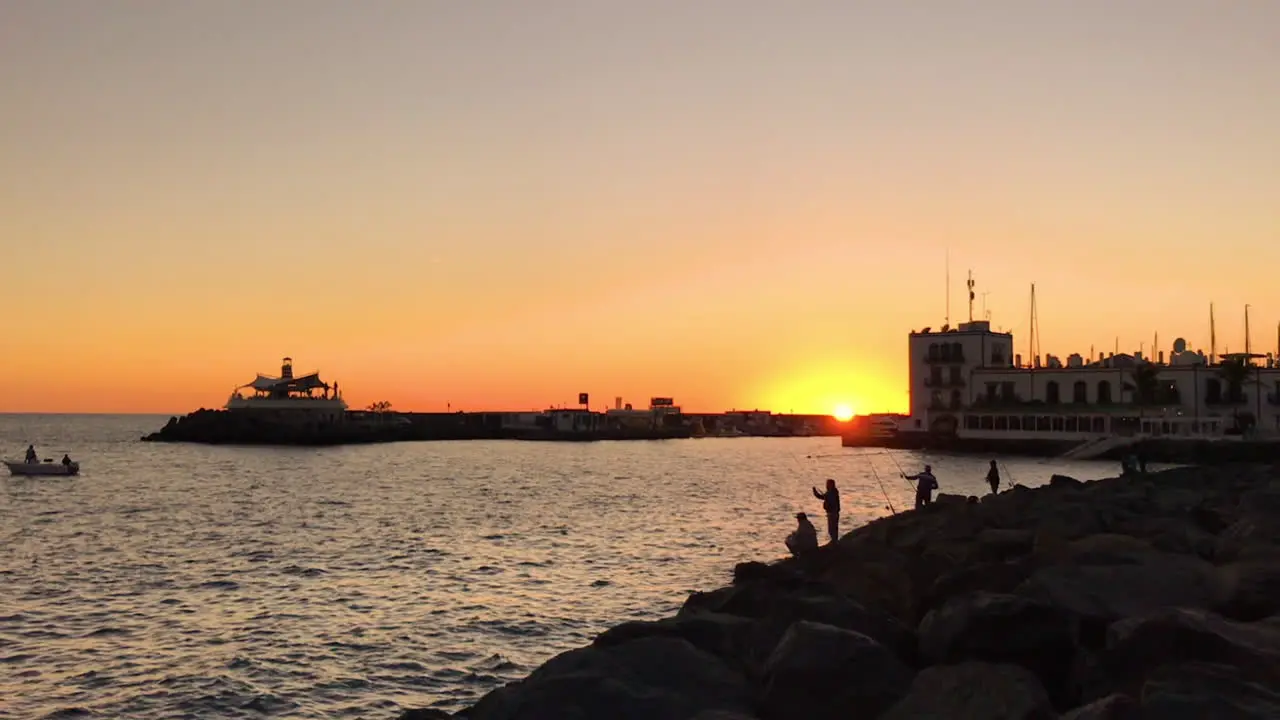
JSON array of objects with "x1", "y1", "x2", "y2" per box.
[
  {"x1": 833, "y1": 405, "x2": 855, "y2": 423},
  {"x1": 1, "y1": 3, "x2": 1277, "y2": 415}
]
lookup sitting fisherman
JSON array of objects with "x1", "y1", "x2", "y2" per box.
[{"x1": 784, "y1": 512, "x2": 819, "y2": 557}]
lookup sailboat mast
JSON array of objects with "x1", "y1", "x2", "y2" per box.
[
  {"x1": 1245, "y1": 304, "x2": 1252, "y2": 361},
  {"x1": 1028, "y1": 283, "x2": 1039, "y2": 366},
  {"x1": 1210, "y1": 303, "x2": 1217, "y2": 364},
  {"x1": 945, "y1": 251, "x2": 950, "y2": 327}
]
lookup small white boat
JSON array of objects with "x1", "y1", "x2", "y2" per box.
[{"x1": 4, "y1": 459, "x2": 80, "y2": 476}]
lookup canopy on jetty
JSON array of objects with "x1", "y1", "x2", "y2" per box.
[{"x1": 400, "y1": 463, "x2": 1280, "y2": 719}]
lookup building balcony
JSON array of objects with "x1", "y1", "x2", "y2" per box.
[
  {"x1": 969, "y1": 395, "x2": 1026, "y2": 409},
  {"x1": 924, "y1": 377, "x2": 966, "y2": 388},
  {"x1": 924, "y1": 352, "x2": 966, "y2": 364}
]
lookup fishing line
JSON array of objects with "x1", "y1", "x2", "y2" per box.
[{"x1": 868, "y1": 462, "x2": 897, "y2": 515}]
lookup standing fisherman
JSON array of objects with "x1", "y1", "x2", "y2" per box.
[
  {"x1": 903, "y1": 464, "x2": 939, "y2": 509},
  {"x1": 812, "y1": 479, "x2": 841, "y2": 543},
  {"x1": 986, "y1": 460, "x2": 1000, "y2": 495}
]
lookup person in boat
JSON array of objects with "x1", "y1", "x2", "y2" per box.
[
  {"x1": 903, "y1": 464, "x2": 939, "y2": 509},
  {"x1": 61, "y1": 454, "x2": 72, "y2": 468},
  {"x1": 986, "y1": 460, "x2": 1000, "y2": 495},
  {"x1": 811, "y1": 478, "x2": 841, "y2": 544},
  {"x1": 785, "y1": 512, "x2": 819, "y2": 557},
  {"x1": 24, "y1": 445, "x2": 37, "y2": 464}
]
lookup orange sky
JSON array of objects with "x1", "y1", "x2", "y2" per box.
[{"x1": 2, "y1": 2, "x2": 1278, "y2": 415}]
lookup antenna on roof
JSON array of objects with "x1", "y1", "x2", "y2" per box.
[{"x1": 967, "y1": 271, "x2": 975, "y2": 323}]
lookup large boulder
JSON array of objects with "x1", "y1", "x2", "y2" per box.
[
  {"x1": 1085, "y1": 608, "x2": 1280, "y2": 703},
  {"x1": 917, "y1": 592, "x2": 1078, "y2": 708},
  {"x1": 1014, "y1": 552, "x2": 1222, "y2": 630},
  {"x1": 678, "y1": 576, "x2": 916, "y2": 664},
  {"x1": 593, "y1": 613, "x2": 756, "y2": 674},
  {"x1": 921, "y1": 559, "x2": 1036, "y2": 617},
  {"x1": 759, "y1": 621, "x2": 912, "y2": 720},
  {"x1": 1141, "y1": 661, "x2": 1280, "y2": 718},
  {"x1": 465, "y1": 636, "x2": 752, "y2": 720},
  {"x1": 879, "y1": 661, "x2": 1055, "y2": 720},
  {"x1": 1214, "y1": 556, "x2": 1280, "y2": 621},
  {"x1": 1058, "y1": 694, "x2": 1140, "y2": 720}
]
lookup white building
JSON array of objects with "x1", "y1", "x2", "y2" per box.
[
  {"x1": 899, "y1": 320, "x2": 1280, "y2": 451},
  {"x1": 224, "y1": 357, "x2": 347, "y2": 425}
]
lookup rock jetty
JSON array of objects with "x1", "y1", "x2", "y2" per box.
[{"x1": 400, "y1": 463, "x2": 1280, "y2": 719}]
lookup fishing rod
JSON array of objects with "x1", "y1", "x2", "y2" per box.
[
  {"x1": 868, "y1": 462, "x2": 897, "y2": 515},
  {"x1": 883, "y1": 450, "x2": 917, "y2": 490},
  {"x1": 1000, "y1": 461, "x2": 1017, "y2": 488}
]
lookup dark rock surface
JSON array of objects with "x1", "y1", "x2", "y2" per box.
[{"x1": 398, "y1": 463, "x2": 1280, "y2": 719}]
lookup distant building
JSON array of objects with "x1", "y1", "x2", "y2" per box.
[{"x1": 225, "y1": 357, "x2": 346, "y2": 426}]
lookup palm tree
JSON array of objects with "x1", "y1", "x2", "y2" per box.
[
  {"x1": 366, "y1": 400, "x2": 393, "y2": 413},
  {"x1": 1127, "y1": 362, "x2": 1161, "y2": 406}
]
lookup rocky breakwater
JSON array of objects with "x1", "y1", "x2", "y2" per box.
[{"x1": 400, "y1": 463, "x2": 1280, "y2": 720}]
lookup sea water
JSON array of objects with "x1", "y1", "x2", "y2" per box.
[{"x1": 0, "y1": 414, "x2": 1142, "y2": 718}]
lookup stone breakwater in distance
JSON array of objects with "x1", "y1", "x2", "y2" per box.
[
  {"x1": 141, "y1": 409, "x2": 839, "y2": 445},
  {"x1": 398, "y1": 463, "x2": 1280, "y2": 719}
]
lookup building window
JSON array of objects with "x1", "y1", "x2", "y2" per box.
[
  {"x1": 1009, "y1": 416, "x2": 1021, "y2": 430},
  {"x1": 1092, "y1": 417, "x2": 1107, "y2": 433},
  {"x1": 1097, "y1": 380, "x2": 1113, "y2": 404},
  {"x1": 1037, "y1": 416, "x2": 1051, "y2": 431},
  {"x1": 1073, "y1": 381, "x2": 1088, "y2": 404},
  {"x1": 986, "y1": 382, "x2": 998, "y2": 401},
  {"x1": 928, "y1": 343, "x2": 939, "y2": 360},
  {"x1": 1205, "y1": 378, "x2": 1222, "y2": 404},
  {"x1": 1065, "y1": 417, "x2": 1078, "y2": 432},
  {"x1": 1022, "y1": 415, "x2": 1035, "y2": 430},
  {"x1": 1001, "y1": 381, "x2": 1016, "y2": 400},
  {"x1": 1052, "y1": 417, "x2": 1064, "y2": 431},
  {"x1": 950, "y1": 390, "x2": 963, "y2": 409},
  {"x1": 940, "y1": 343, "x2": 952, "y2": 361},
  {"x1": 931, "y1": 366, "x2": 943, "y2": 385},
  {"x1": 951, "y1": 342, "x2": 964, "y2": 361},
  {"x1": 949, "y1": 366, "x2": 963, "y2": 384},
  {"x1": 995, "y1": 416, "x2": 1009, "y2": 430},
  {"x1": 965, "y1": 415, "x2": 979, "y2": 429},
  {"x1": 992, "y1": 348, "x2": 1006, "y2": 366},
  {"x1": 980, "y1": 415, "x2": 994, "y2": 429},
  {"x1": 1045, "y1": 381, "x2": 1060, "y2": 404}
]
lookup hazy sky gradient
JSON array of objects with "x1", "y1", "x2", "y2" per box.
[{"x1": 2, "y1": 1, "x2": 1277, "y2": 413}]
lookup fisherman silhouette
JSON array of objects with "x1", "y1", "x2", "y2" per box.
[
  {"x1": 811, "y1": 479, "x2": 841, "y2": 543},
  {"x1": 903, "y1": 464, "x2": 939, "y2": 509}
]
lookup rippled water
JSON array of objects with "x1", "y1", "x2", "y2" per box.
[{"x1": 0, "y1": 414, "x2": 1147, "y2": 718}]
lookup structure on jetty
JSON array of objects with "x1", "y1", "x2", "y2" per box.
[
  {"x1": 225, "y1": 357, "x2": 347, "y2": 426},
  {"x1": 845, "y1": 289, "x2": 1280, "y2": 460}
]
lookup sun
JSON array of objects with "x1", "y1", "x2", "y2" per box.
[{"x1": 833, "y1": 404, "x2": 855, "y2": 422}]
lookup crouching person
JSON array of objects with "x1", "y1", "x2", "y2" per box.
[{"x1": 785, "y1": 512, "x2": 819, "y2": 557}]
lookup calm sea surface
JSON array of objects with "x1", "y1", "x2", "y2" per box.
[{"x1": 0, "y1": 414, "x2": 1151, "y2": 718}]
